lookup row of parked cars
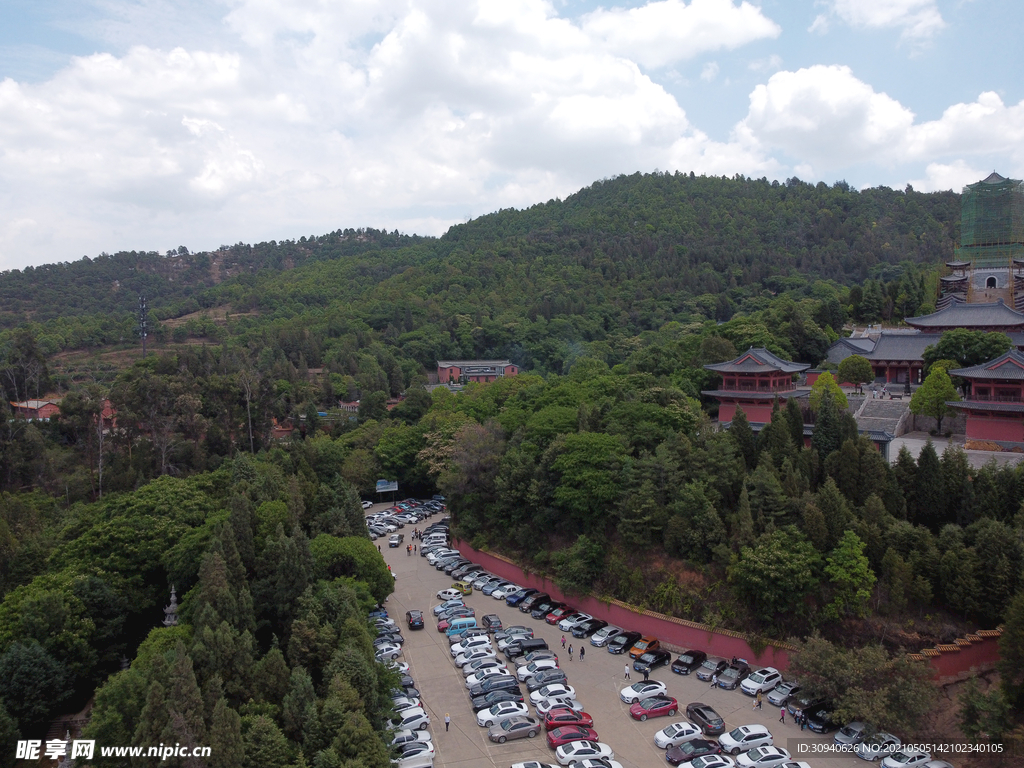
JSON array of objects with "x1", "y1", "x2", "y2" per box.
[{"x1": 366, "y1": 498, "x2": 447, "y2": 540}]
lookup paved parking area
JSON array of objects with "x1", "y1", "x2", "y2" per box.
[{"x1": 381, "y1": 541, "x2": 852, "y2": 768}]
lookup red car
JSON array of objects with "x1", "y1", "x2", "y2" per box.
[
  {"x1": 546, "y1": 725, "x2": 600, "y2": 749},
  {"x1": 544, "y1": 605, "x2": 573, "y2": 624},
  {"x1": 629, "y1": 695, "x2": 679, "y2": 721},
  {"x1": 543, "y1": 708, "x2": 595, "y2": 731}
]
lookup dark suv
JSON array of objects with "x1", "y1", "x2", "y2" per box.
[
  {"x1": 671, "y1": 649, "x2": 707, "y2": 675},
  {"x1": 405, "y1": 610, "x2": 424, "y2": 630},
  {"x1": 685, "y1": 702, "x2": 726, "y2": 736},
  {"x1": 519, "y1": 593, "x2": 549, "y2": 613},
  {"x1": 531, "y1": 601, "x2": 563, "y2": 620}
]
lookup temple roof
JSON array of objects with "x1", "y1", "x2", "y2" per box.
[
  {"x1": 864, "y1": 332, "x2": 936, "y2": 362},
  {"x1": 905, "y1": 299, "x2": 1024, "y2": 329},
  {"x1": 948, "y1": 349, "x2": 1024, "y2": 380},
  {"x1": 945, "y1": 260, "x2": 971, "y2": 268},
  {"x1": 948, "y1": 400, "x2": 1024, "y2": 413},
  {"x1": 701, "y1": 390, "x2": 806, "y2": 400},
  {"x1": 703, "y1": 347, "x2": 809, "y2": 374},
  {"x1": 967, "y1": 171, "x2": 1021, "y2": 188},
  {"x1": 939, "y1": 275, "x2": 969, "y2": 283}
]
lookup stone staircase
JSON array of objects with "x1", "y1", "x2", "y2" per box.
[{"x1": 856, "y1": 398, "x2": 911, "y2": 437}]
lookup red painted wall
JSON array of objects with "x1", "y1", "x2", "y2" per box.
[
  {"x1": 926, "y1": 639, "x2": 1001, "y2": 681},
  {"x1": 454, "y1": 541, "x2": 793, "y2": 671},
  {"x1": 965, "y1": 414, "x2": 1024, "y2": 442},
  {"x1": 719, "y1": 402, "x2": 774, "y2": 423}
]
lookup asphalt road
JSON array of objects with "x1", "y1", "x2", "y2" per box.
[{"x1": 379, "y1": 538, "x2": 855, "y2": 768}]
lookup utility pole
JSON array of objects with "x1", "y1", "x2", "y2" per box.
[{"x1": 138, "y1": 295, "x2": 149, "y2": 357}]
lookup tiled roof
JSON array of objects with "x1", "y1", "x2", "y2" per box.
[
  {"x1": 703, "y1": 347, "x2": 809, "y2": 374},
  {"x1": 701, "y1": 390, "x2": 807, "y2": 400},
  {"x1": 835, "y1": 337, "x2": 876, "y2": 353},
  {"x1": 865, "y1": 332, "x2": 940, "y2": 362},
  {"x1": 437, "y1": 360, "x2": 514, "y2": 367},
  {"x1": 946, "y1": 260, "x2": 971, "y2": 267},
  {"x1": 940, "y1": 275, "x2": 969, "y2": 283},
  {"x1": 948, "y1": 400, "x2": 1024, "y2": 413},
  {"x1": 949, "y1": 349, "x2": 1024, "y2": 380},
  {"x1": 905, "y1": 299, "x2": 1024, "y2": 329}
]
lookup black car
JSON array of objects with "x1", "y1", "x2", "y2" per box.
[
  {"x1": 471, "y1": 689, "x2": 526, "y2": 711},
  {"x1": 788, "y1": 695, "x2": 829, "y2": 718},
  {"x1": 374, "y1": 632, "x2": 404, "y2": 646},
  {"x1": 606, "y1": 631, "x2": 642, "y2": 655},
  {"x1": 525, "y1": 669, "x2": 568, "y2": 691},
  {"x1": 519, "y1": 593, "x2": 549, "y2": 612},
  {"x1": 531, "y1": 601, "x2": 562, "y2": 620},
  {"x1": 717, "y1": 661, "x2": 751, "y2": 690},
  {"x1": 685, "y1": 702, "x2": 726, "y2": 736},
  {"x1": 671, "y1": 649, "x2": 707, "y2": 675},
  {"x1": 694, "y1": 658, "x2": 728, "y2": 682},
  {"x1": 482, "y1": 614, "x2": 503, "y2": 633},
  {"x1": 633, "y1": 648, "x2": 672, "y2": 673},
  {"x1": 666, "y1": 739, "x2": 722, "y2": 766},
  {"x1": 805, "y1": 704, "x2": 840, "y2": 733},
  {"x1": 402, "y1": 686, "x2": 420, "y2": 698},
  {"x1": 571, "y1": 619, "x2": 608, "y2": 638},
  {"x1": 406, "y1": 610, "x2": 424, "y2": 630},
  {"x1": 400, "y1": 674, "x2": 415, "y2": 688},
  {"x1": 506, "y1": 588, "x2": 538, "y2": 607},
  {"x1": 468, "y1": 676, "x2": 522, "y2": 698}
]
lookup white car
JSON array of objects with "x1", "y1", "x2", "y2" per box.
[
  {"x1": 437, "y1": 588, "x2": 463, "y2": 600},
  {"x1": 375, "y1": 644, "x2": 402, "y2": 661},
  {"x1": 740, "y1": 668, "x2": 782, "y2": 696},
  {"x1": 390, "y1": 729, "x2": 432, "y2": 747},
  {"x1": 880, "y1": 752, "x2": 932, "y2": 768},
  {"x1": 654, "y1": 721, "x2": 704, "y2": 749},
  {"x1": 678, "y1": 757, "x2": 736, "y2": 768},
  {"x1": 462, "y1": 658, "x2": 505, "y2": 677},
  {"x1": 392, "y1": 743, "x2": 434, "y2": 768},
  {"x1": 388, "y1": 706, "x2": 431, "y2": 731},
  {"x1": 465, "y1": 667, "x2": 512, "y2": 688},
  {"x1": 554, "y1": 740, "x2": 614, "y2": 766},
  {"x1": 391, "y1": 697, "x2": 422, "y2": 713},
  {"x1": 589, "y1": 625, "x2": 624, "y2": 646},
  {"x1": 557, "y1": 612, "x2": 592, "y2": 632},
  {"x1": 855, "y1": 733, "x2": 902, "y2": 762},
  {"x1": 456, "y1": 647, "x2": 497, "y2": 667},
  {"x1": 530, "y1": 683, "x2": 576, "y2": 706},
  {"x1": 477, "y1": 701, "x2": 531, "y2": 727},
  {"x1": 619, "y1": 680, "x2": 667, "y2": 703},
  {"x1": 492, "y1": 584, "x2": 521, "y2": 599},
  {"x1": 385, "y1": 660, "x2": 409, "y2": 674},
  {"x1": 510, "y1": 763, "x2": 561, "y2": 768},
  {"x1": 567, "y1": 761, "x2": 624, "y2": 768},
  {"x1": 498, "y1": 633, "x2": 534, "y2": 652},
  {"x1": 517, "y1": 658, "x2": 560, "y2": 681},
  {"x1": 737, "y1": 747, "x2": 792, "y2": 768},
  {"x1": 451, "y1": 636, "x2": 492, "y2": 657},
  {"x1": 719, "y1": 725, "x2": 774, "y2": 756},
  {"x1": 534, "y1": 696, "x2": 584, "y2": 716}
]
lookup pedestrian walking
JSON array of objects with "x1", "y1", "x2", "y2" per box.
[
  {"x1": 445, "y1": 713, "x2": 450, "y2": 732},
  {"x1": 754, "y1": 691, "x2": 763, "y2": 710},
  {"x1": 568, "y1": 644, "x2": 573, "y2": 661},
  {"x1": 780, "y1": 707, "x2": 786, "y2": 724},
  {"x1": 579, "y1": 646, "x2": 585, "y2": 662},
  {"x1": 642, "y1": 667, "x2": 649, "y2": 682},
  {"x1": 414, "y1": 544, "x2": 417, "y2": 554},
  {"x1": 800, "y1": 713, "x2": 807, "y2": 731},
  {"x1": 561, "y1": 635, "x2": 566, "y2": 649},
  {"x1": 377, "y1": 545, "x2": 381, "y2": 552},
  {"x1": 710, "y1": 673, "x2": 718, "y2": 689},
  {"x1": 624, "y1": 664, "x2": 631, "y2": 680}
]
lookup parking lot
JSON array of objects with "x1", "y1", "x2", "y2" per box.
[{"x1": 381, "y1": 539, "x2": 851, "y2": 768}]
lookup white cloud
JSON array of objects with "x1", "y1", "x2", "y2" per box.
[
  {"x1": 700, "y1": 62, "x2": 719, "y2": 81},
  {"x1": 821, "y1": 0, "x2": 945, "y2": 41},
  {"x1": 908, "y1": 160, "x2": 988, "y2": 193},
  {"x1": 581, "y1": 0, "x2": 780, "y2": 68}
]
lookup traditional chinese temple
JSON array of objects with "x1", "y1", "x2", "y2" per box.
[
  {"x1": 702, "y1": 348, "x2": 809, "y2": 423},
  {"x1": 947, "y1": 349, "x2": 1024, "y2": 444}
]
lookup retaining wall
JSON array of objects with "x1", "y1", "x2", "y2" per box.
[
  {"x1": 453, "y1": 540, "x2": 795, "y2": 671},
  {"x1": 909, "y1": 629, "x2": 1003, "y2": 684}
]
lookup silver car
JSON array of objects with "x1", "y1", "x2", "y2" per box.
[
  {"x1": 855, "y1": 732, "x2": 902, "y2": 761},
  {"x1": 589, "y1": 625, "x2": 623, "y2": 647},
  {"x1": 487, "y1": 715, "x2": 541, "y2": 743}
]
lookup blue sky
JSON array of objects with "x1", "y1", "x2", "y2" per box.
[{"x1": 0, "y1": 0, "x2": 1022, "y2": 270}]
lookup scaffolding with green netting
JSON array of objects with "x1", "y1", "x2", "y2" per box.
[{"x1": 956, "y1": 172, "x2": 1024, "y2": 268}]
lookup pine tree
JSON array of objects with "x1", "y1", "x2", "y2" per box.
[
  {"x1": 729, "y1": 407, "x2": 758, "y2": 470},
  {"x1": 998, "y1": 591, "x2": 1024, "y2": 707},
  {"x1": 892, "y1": 446, "x2": 916, "y2": 519},
  {"x1": 243, "y1": 715, "x2": 290, "y2": 768},
  {"x1": 208, "y1": 698, "x2": 244, "y2": 768},
  {"x1": 802, "y1": 502, "x2": 830, "y2": 552},
  {"x1": 785, "y1": 397, "x2": 805, "y2": 449},
  {"x1": 282, "y1": 667, "x2": 317, "y2": 743},
  {"x1": 816, "y1": 477, "x2": 851, "y2": 551},
  {"x1": 747, "y1": 455, "x2": 786, "y2": 534},
  {"x1": 166, "y1": 644, "x2": 206, "y2": 747},
  {"x1": 254, "y1": 647, "x2": 292, "y2": 706},
  {"x1": 731, "y1": 486, "x2": 755, "y2": 550},
  {"x1": 811, "y1": 390, "x2": 843, "y2": 464},
  {"x1": 914, "y1": 440, "x2": 945, "y2": 529},
  {"x1": 824, "y1": 531, "x2": 876, "y2": 620}
]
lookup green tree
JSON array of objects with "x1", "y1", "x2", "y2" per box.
[
  {"x1": 730, "y1": 529, "x2": 821, "y2": 624},
  {"x1": 0, "y1": 697, "x2": 19, "y2": 768},
  {"x1": 549, "y1": 433, "x2": 627, "y2": 534},
  {"x1": 837, "y1": 355, "x2": 873, "y2": 392},
  {"x1": 999, "y1": 590, "x2": 1024, "y2": 707},
  {"x1": 208, "y1": 698, "x2": 245, "y2": 768},
  {"x1": 0, "y1": 640, "x2": 70, "y2": 731},
  {"x1": 552, "y1": 535, "x2": 606, "y2": 596},
  {"x1": 923, "y1": 329, "x2": 1012, "y2": 373},
  {"x1": 823, "y1": 531, "x2": 876, "y2": 620},
  {"x1": 910, "y1": 367, "x2": 959, "y2": 432},
  {"x1": 809, "y1": 371, "x2": 848, "y2": 411},
  {"x1": 728, "y1": 408, "x2": 758, "y2": 471},
  {"x1": 243, "y1": 715, "x2": 291, "y2": 768}
]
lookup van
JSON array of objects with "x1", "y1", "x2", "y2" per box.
[
  {"x1": 446, "y1": 617, "x2": 478, "y2": 638},
  {"x1": 506, "y1": 637, "x2": 548, "y2": 659}
]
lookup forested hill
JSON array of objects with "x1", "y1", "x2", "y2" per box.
[{"x1": 0, "y1": 173, "x2": 958, "y2": 335}]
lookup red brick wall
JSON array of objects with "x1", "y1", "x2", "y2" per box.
[
  {"x1": 454, "y1": 540, "x2": 793, "y2": 671},
  {"x1": 965, "y1": 414, "x2": 1024, "y2": 442},
  {"x1": 719, "y1": 402, "x2": 774, "y2": 424}
]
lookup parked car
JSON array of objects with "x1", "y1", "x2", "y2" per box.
[
  {"x1": 488, "y1": 715, "x2": 541, "y2": 743},
  {"x1": 491, "y1": 584, "x2": 520, "y2": 600},
  {"x1": 543, "y1": 707, "x2": 594, "y2": 731},
  {"x1": 471, "y1": 689, "x2": 526, "y2": 711},
  {"x1": 526, "y1": 669, "x2": 568, "y2": 692},
  {"x1": 665, "y1": 739, "x2": 723, "y2": 766},
  {"x1": 855, "y1": 732, "x2": 902, "y2": 761},
  {"x1": 544, "y1": 605, "x2": 575, "y2": 624},
  {"x1": 717, "y1": 661, "x2": 751, "y2": 690},
  {"x1": 719, "y1": 725, "x2": 774, "y2": 756},
  {"x1": 519, "y1": 593, "x2": 549, "y2": 612},
  {"x1": 736, "y1": 747, "x2": 791, "y2": 768},
  {"x1": 740, "y1": 667, "x2": 782, "y2": 696},
  {"x1": 462, "y1": 658, "x2": 506, "y2": 677},
  {"x1": 880, "y1": 752, "x2": 932, "y2": 768},
  {"x1": 606, "y1": 631, "x2": 642, "y2": 655},
  {"x1": 482, "y1": 614, "x2": 504, "y2": 633},
  {"x1": 633, "y1": 648, "x2": 672, "y2": 673},
  {"x1": 531, "y1": 601, "x2": 563, "y2": 620},
  {"x1": 766, "y1": 681, "x2": 801, "y2": 707},
  {"x1": 835, "y1": 722, "x2": 869, "y2": 747},
  {"x1": 387, "y1": 706, "x2": 430, "y2": 731},
  {"x1": 805, "y1": 704, "x2": 840, "y2": 734},
  {"x1": 672, "y1": 649, "x2": 708, "y2": 675},
  {"x1": 517, "y1": 658, "x2": 560, "y2": 681},
  {"x1": 482, "y1": 580, "x2": 511, "y2": 596},
  {"x1": 451, "y1": 581, "x2": 473, "y2": 595},
  {"x1": 685, "y1": 702, "x2": 726, "y2": 736},
  {"x1": 468, "y1": 674, "x2": 520, "y2": 698},
  {"x1": 547, "y1": 725, "x2": 599, "y2": 749},
  {"x1": 515, "y1": 649, "x2": 558, "y2": 667},
  {"x1": 628, "y1": 635, "x2": 660, "y2": 659},
  {"x1": 554, "y1": 740, "x2": 615, "y2": 766},
  {"x1": 465, "y1": 667, "x2": 512, "y2": 688},
  {"x1": 695, "y1": 658, "x2": 729, "y2": 682},
  {"x1": 506, "y1": 588, "x2": 538, "y2": 607},
  {"x1": 671, "y1": 755, "x2": 734, "y2": 768},
  {"x1": 436, "y1": 588, "x2": 463, "y2": 601},
  {"x1": 558, "y1": 612, "x2": 592, "y2": 632},
  {"x1": 450, "y1": 635, "x2": 492, "y2": 657},
  {"x1": 405, "y1": 610, "x2": 425, "y2": 630},
  {"x1": 629, "y1": 695, "x2": 679, "y2": 721},
  {"x1": 374, "y1": 643, "x2": 402, "y2": 661},
  {"x1": 589, "y1": 625, "x2": 624, "y2": 647},
  {"x1": 619, "y1": 681, "x2": 667, "y2": 704},
  {"x1": 787, "y1": 696, "x2": 827, "y2": 719},
  {"x1": 477, "y1": 700, "x2": 531, "y2": 727},
  {"x1": 654, "y1": 721, "x2": 704, "y2": 749},
  {"x1": 392, "y1": 743, "x2": 434, "y2": 768},
  {"x1": 456, "y1": 647, "x2": 497, "y2": 667},
  {"x1": 530, "y1": 683, "x2": 577, "y2": 706},
  {"x1": 571, "y1": 619, "x2": 607, "y2": 638},
  {"x1": 534, "y1": 696, "x2": 584, "y2": 717},
  {"x1": 389, "y1": 729, "x2": 432, "y2": 747}
]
